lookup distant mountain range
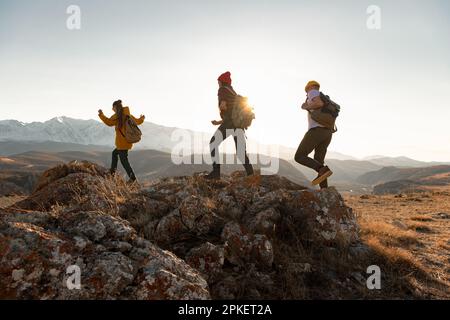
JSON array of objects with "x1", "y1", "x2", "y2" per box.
[
  {"x1": 361, "y1": 155, "x2": 447, "y2": 168},
  {"x1": 357, "y1": 165, "x2": 450, "y2": 186},
  {"x1": 0, "y1": 117, "x2": 203, "y2": 154},
  {"x1": 0, "y1": 117, "x2": 353, "y2": 162},
  {"x1": 369, "y1": 165, "x2": 450, "y2": 195},
  {"x1": 0, "y1": 140, "x2": 112, "y2": 156},
  {"x1": 1, "y1": 117, "x2": 450, "y2": 195},
  {"x1": 1, "y1": 117, "x2": 448, "y2": 165}
]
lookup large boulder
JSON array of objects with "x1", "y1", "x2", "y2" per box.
[
  {"x1": 185, "y1": 242, "x2": 225, "y2": 281},
  {"x1": 0, "y1": 210, "x2": 209, "y2": 300},
  {"x1": 281, "y1": 187, "x2": 360, "y2": 244},
  {"x1": 120, "y1": 173, "x2": 360, "y2": 298},
  {"x1": 33, "y1": 160, "x2": 109, "y2": 192},
  {"x1": 13, "y1": 161, "x2": 122, "y2": 214}
]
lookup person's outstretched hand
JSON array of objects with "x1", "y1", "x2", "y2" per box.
[
  {"x1": 98, "y1": 109, "x2": 103, "y2": 116},
  {"x1": 140, "y1": 114, "x2": 145, "y2": 120}
]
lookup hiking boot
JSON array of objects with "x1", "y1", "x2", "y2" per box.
[
  {"x1": 127, "y1": 173, "x2": 138, "y2": 184},
  {"x1": 244, "y1": 164, "x2": 254, "y2": 176},
  {"x1": 311, "y1": 166, "x2": 333, "y2": 186},
  {"x1": 205, "y1": 166, "x2": 220, "y2": 180},
  {"x1": 127, "y1": 177, "x2": 138, "y2": 185}
]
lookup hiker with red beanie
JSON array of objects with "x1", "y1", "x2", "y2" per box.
[{"x1": 205, "y1": 71, "x2": 254, "y2": 180}]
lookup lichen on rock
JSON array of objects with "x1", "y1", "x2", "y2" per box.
[{"x1": 1, "y1": 161, "x2": 361, "y2": 299}]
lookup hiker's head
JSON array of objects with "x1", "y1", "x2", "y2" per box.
[
  {"x1": 112, "y1": 100, "x2": 124, "y2": 128},
  {"x1": 112, "y1": 100, "x2": 123, "y2": 112},
  {"x1": 305, "y1": 80, "x2": 320, "y2": 93},
  {"x1": 218, "y1": 71, "x2": 232, "y2": 87}
]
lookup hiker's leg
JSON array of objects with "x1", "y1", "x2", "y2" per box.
[
  {"x1": 294, "y1": 129, "x2": 323, "y2": 172},
  {"x1": 314, "y1": 129, "x2": 333, "y2": 188},
  {"x1": 110, "y1": 149, "x2": 119, "y2": 173},
  {"x1": 118, "y1": 150, "x2": 136, "y2": 180},
  {"x1": 209, "y1": 124, "x2": 228, "y2": 171},
  {"x1": 233, "y1": 128, "x2": 253, "y2": 175}
]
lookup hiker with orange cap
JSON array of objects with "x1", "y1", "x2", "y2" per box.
[
  {"x1": 294, "y1": 81, "x2": 335, "y2": 188},
  {"x1": 205, "y1": 71, "x2": 254, "y2": 180}
]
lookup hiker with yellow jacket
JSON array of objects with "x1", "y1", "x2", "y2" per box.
[{"x1": 98, "y1": 99, "x2": 145, "y2": 183}]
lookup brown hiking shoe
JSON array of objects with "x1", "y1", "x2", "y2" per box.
[
  {"x1": 127, "y1": 175, "x2": 139, "y2": 185},
  {"x1": 205, "y1": 169, "x2": 220, "y2": 180},
  {"x1": 311, "y1": 166, "x2": 333, "y2": 186}
]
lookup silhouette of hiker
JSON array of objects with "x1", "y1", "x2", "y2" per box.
[
  {"x1": 98, "y1": 100, "x2": 145, "y2": 183},
  {"x1": 295, "y1": 81, "x2": 334, "y2": 188},
  {"x1": 206, "y1": 72, "x2": 254, "y2": 180}
]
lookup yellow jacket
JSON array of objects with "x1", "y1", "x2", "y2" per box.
[{"x1": 99, "y1": 107, "x2": 144, "y2": 150}]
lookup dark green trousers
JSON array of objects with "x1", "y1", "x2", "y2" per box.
[{"x1": 294, "y1": 127, "x2": 333, "y2": 188}]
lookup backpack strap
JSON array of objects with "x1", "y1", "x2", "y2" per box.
[
  {"x1": 118, "y1": 128, "x2": 126, "y2": 138},
  {"x1": 223, "y1": 86, "x2": 237, "y2": 96},
  {"x1": 117, "y1": 115, "x2": 129, "y2": 138},
  {"x1": 319, "y1": 92, "x2": 330, "y2": 105}
]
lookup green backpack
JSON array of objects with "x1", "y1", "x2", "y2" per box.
[{"x1": 310, "y1": 92, "x2": 340, "y2": 132}]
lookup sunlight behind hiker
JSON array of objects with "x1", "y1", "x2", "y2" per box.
[{"x1": 205, "y1": 72, "x2": 254, "y2": 180}]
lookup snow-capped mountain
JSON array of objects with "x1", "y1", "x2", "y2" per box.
[
  {"x1": 0, "y1": 117, "x2": 111, "y2": 145},
  {"x1": 0, "y1": 117, "x2": 205, "y2": 153}
]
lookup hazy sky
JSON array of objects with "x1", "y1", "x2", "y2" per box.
[{"x1": 1, "y1": 0, "x2": 449, "y2": 161}]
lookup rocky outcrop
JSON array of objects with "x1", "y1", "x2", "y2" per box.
[
  {"x1": 0, "y1": 209, "x2": 209, "y2": 300},
  {"x1": 1, "y1": 161, "x2": 360, "y2": 299},
  {"x1": 14, "y1": 161, "x2": 121, "y2": 214}
]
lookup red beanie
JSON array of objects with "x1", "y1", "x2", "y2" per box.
[{"x1": 218, "y1": 71, "x2": 232, "y2": 85}]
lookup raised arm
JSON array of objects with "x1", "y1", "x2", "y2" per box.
[
  {"x1": 303, "y1": 96, "x2": 324, "y2": 111},
  {"x1": 131, "y1": 114, "x2": 145, "y2": 125},
  {"x1": 98, "y1": 111, "x2": 117, "y2": 127}
]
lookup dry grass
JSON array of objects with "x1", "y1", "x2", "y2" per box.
[
  {"x1": 359, "y1": 220, "x2": 421, "y2": 247},
  {"x1": 76, "y1": 173, "x2": 140, "y2": 215},
  {"x1": 406, "y1": 222, "x2": 434, "y2": 234},
  {"x1": 344, "y1": 187, "x2": 450, "y2": 299},
  {"x1": 410, "y1": 215, "x2": 434, "y2": 222},
  {"x1": 271, "y1": 222, "x2": 442, "y2": 299}
]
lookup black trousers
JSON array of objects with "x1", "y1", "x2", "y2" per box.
[
  {"x1": 111, "y1": 149, "x2": 136, "y2": 180},
  {"x1": 209, "y1": 123, "x2": 253, "y2": 173}
]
